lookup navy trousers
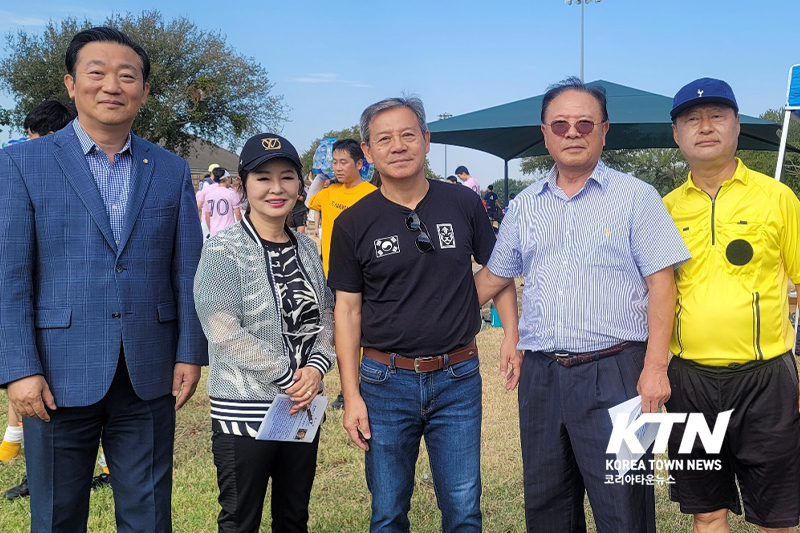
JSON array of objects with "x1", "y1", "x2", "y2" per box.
[
  {"x1": 518, "y1": 344, "x2": 656, "y2": 533},
  {"x1": 24, "y1": 353, "x2": 176, "y2": 533}
]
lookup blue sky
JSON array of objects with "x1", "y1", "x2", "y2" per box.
[{"x1": 0, "y1": 1, "x2": 797, "y2": 187}]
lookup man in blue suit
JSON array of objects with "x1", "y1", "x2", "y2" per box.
[{"x1": 0, "y1": 27, "x2": 208, "y2": 533}]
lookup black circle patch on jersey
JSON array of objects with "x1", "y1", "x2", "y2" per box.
[{"x1": 726, "y1": 239, "x2": 753, "y2": 266}]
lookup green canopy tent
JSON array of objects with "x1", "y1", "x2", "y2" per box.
[{"x1": 428, "y1": 80, "x2": 789, "y2": 204}]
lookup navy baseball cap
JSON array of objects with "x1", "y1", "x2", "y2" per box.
[
  {"x1": 238, "y1": 133, "x2": 302, "y2": 175},
  {"x1": 670, "y1": 78, "x2": 739, "y2": 120}
]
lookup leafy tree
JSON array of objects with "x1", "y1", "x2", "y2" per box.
[
  {"x1": 422, "y1": 159, "x2": 443, "y2": 182},
  {"x1": 0, "y1": 11, "x2": 286, "y2": 156},
  {"x1": 0, "y1": 105, "x2": 11, "y2": 135},
  {"x1": 299, "y1": 124, "x2": 442, "y2": 181},
  {"x1": 737, "y1": 108, "x2": 800, "y2": 197},
  {"x1": 488, "y1": 178, "x2": 534, "y2": 203}
]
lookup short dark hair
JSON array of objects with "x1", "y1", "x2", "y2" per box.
[
  {"x1": 65, "y1": 27, "x2": 151, "y2": 85},
  {"x1": 487, "y1": 185, "x2": 493, "y2": 190},
  {"x1": 446, "y1": 175, "x2": 458, "y2": 183},
  {"x1": 23, "y1": 100, "x2": 76, "y2": 136},
  {"x1": 212, "y1": 167, "x2": 227, "y2": 182},
  {"x1": 541, "y1": 76, "x2": 608, "y2": 123},
  {"x1": 455, "y1": 166, "x2": 469, "y2": 176},
  {"x1": 332, "y1": 138, "x2": 364, "y2": 164}
]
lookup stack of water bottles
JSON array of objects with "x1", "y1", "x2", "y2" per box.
[{"x1": 311, "y1": 137, "x2": 374, "y2": 182}]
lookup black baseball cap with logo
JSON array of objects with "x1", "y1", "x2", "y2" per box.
[{"x1": 238, "y1": 133, "x2": 302, "y2": 175}]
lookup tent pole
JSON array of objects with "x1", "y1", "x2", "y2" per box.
[
  {"x1": 504, "y1": 160, "x2": 509, "y2": 206},
  {"x1": 775, "y1": 110, "x2": 792, "y2": 182}
]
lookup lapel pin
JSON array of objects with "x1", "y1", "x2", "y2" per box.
[{"x1": 143, "y1": 159, "x2": 149, "y2": 164}]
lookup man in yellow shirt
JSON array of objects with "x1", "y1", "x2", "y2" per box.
[
  {"x1": 664, "y1": 78, "x2": 800, "y2": 533},
  {"x1": 307, "y1": 139, "x2": 376, "y2": 276}
]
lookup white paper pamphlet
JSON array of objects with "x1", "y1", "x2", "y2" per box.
[
  {"x1": 607, "y1": 395, "x2": 660, "y2": 476},
  {"x1": 256, "y1": 394, "x2": 327, "y2": 443}
]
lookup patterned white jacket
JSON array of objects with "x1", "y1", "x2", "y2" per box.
[{"x1": 194, "y1": 216, "x2": 335, "y2": 404}]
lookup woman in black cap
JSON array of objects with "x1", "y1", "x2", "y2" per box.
[{"x1": 194, "y1": 133, "x2": 335, "y2": 533}]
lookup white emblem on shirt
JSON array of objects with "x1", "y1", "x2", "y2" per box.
[
  {"x1": 437, "y1": 223, "x2": 455, "y2": 249},
  {"x1": 374, "y1": 235, "x2": 400, "y2": 258}
]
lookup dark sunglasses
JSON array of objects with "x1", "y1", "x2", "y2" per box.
[
  {"x1": 544, "y1": 120, "x2": 605, "y2": 136},
  {"x1": 405, "y1": 211, "x2": 434, "y2": 253}
]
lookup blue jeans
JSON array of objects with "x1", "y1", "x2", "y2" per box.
[{"x1": 360, "y1": 353, "x2": 482, "y2": 533}]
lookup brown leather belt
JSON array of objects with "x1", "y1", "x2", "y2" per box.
[
  {"x1": 364, "y1": 339, "x2": 478, "y2": 373},
  {"x1": 540, "y1": 341, "x2": 635, "y2": 368}
]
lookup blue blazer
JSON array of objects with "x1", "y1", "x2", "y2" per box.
[{"x1": 0, "y1": 125, "x2": 208, "y2": 407}]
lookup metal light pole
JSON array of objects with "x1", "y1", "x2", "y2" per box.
[
  {"x1": 565, "y1": 0, "x2": 601, "y2": 82},
  {"x1": 437, "y1": 112, "x2": 452, "y2": 176}
]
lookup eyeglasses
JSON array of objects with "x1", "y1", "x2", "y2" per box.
[
  {"x1": 405, "y1": 211, "x2": 434, "y2": 253},
  {"x1": 544, "y1": 120, "x2": 605, "y2": 136}
]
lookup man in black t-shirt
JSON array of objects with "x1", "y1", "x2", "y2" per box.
[
  {"x1": 483, "y1": 184, "x2": 501, "y2": 221},
  {"x1": 328, "y1": 97, "x2": 520, "y2": 533}
]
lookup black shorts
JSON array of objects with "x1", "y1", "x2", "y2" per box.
[
  {"x1": 665, "y1": 352, "x2": 800, "y2": 528},
  {"x1": 289, "y1": 205, "x2": 307, "y2": 229}
]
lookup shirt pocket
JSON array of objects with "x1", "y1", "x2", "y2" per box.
[
  {"x1": 718, "y1": 220, "x2": 763, "y2": 284},
  {"x1": 587, "y1": 225, "x2": 630, "y2": 271}
]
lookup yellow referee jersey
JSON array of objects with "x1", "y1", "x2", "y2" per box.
[{"x1": 663, "y1": 159, "x2": 800, "y2": 366}]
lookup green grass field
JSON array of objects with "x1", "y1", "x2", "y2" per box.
[{"x1": 0, "y1": 324, "x2": 763, "y2": 532}]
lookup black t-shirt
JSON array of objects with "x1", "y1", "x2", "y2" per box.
[
  {"x1": 328, "y1": 179, "x2": 496, "y2": 357},
  {"x1": 483, "y1": 191, "x2": 499, "y2": 211}
]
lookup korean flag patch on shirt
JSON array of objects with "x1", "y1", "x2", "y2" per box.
[{"x1": 374, "y1": 235, "x2": 400, "y2": 258}]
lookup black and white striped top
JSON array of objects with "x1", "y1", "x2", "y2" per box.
[
  {"x1": 210, "y1": 398, "x2": 272, "y2": 437},
  {"x1": 262, "y1": 239, "x2": 322, "y2": 371}
]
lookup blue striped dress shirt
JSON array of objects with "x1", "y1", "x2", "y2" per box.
[
  {"x1": 72, "y1": 119, "x2": 133, "y2": 244},
  {"x1": 488, "y1": 160, "x2": 690, "y2": 352}
]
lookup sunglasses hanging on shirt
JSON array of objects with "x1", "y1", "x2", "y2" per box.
[{"x1": 405, "y1": 211, "x2": 434, "y2": 253}]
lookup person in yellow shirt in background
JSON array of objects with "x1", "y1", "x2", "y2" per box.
[
  {"x1": 307, "y1": 139, "x2": 376, "y2": 410},
  {"x1": 663, "y1": 78, "x2": 800, "y2": 533},
  {"x1": 307, "y1": 139, "x2": 376, "y2": 276}
]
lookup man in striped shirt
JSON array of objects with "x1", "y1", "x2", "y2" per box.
[{"x1": 484, "y1": 77, "x2": 690, "y2": 533}]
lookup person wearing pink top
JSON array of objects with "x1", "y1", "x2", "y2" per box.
[
  {"x1": 455, "y1": 165, "x2": 481, "y2": 195},
  {"x1": 203, "y1": 168, "x2": 242, "y2": 236},
  {"x1": 196, "y1": 178, "x2": 219, "y2": 215}
]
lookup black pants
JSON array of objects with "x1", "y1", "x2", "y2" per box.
[
  {"x1": 212, "y1": 430, "x2": 320, "y2": 533},
  {"x1": 519, "y1": 345, "x2": 655, "y2": 533}
]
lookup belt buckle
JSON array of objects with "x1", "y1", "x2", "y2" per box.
[
  {"x1": 554, "y1": 352, "x2": 570, "y2": 358},
  {"x1": 414, "y1": 356, "x2": 435, "y2": 373}
]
